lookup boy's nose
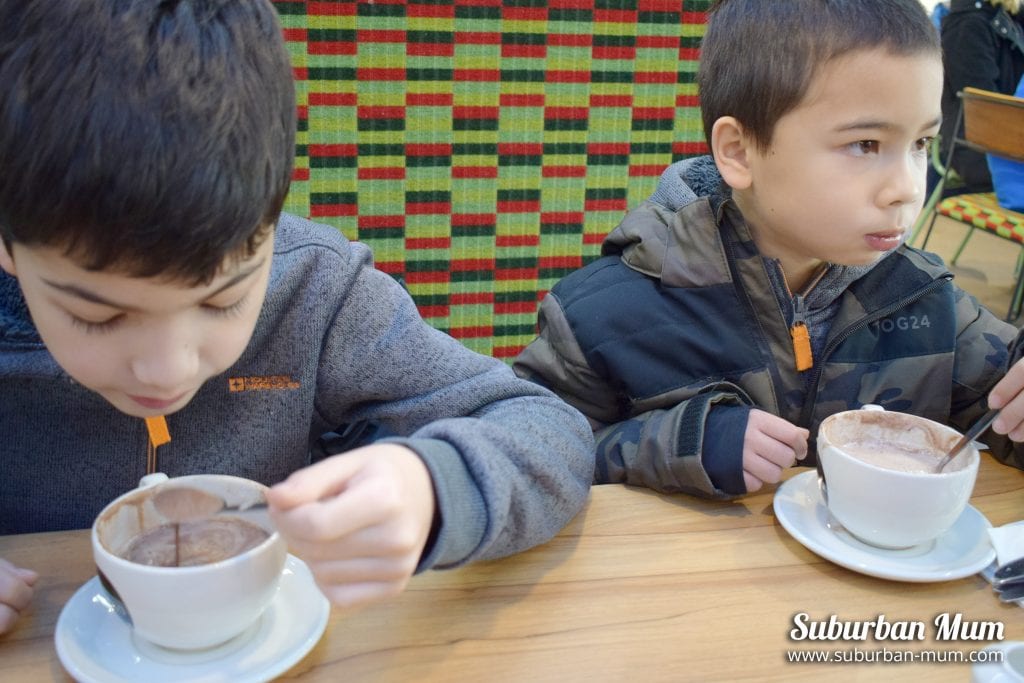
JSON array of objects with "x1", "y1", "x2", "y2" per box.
[
  {"x1": 130, "y1": 337, "x2": 200, "y2": 391},
  {"x1": 880, "y1": 156, "x2": 922, "y2": 207}
]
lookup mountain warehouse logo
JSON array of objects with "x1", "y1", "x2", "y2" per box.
[{"x1": 228, "y1": 375, "x2": 301, "y2": 392}]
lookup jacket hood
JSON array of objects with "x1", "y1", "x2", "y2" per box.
[
  {"x1": 647, "y1": 155, "x2": 727, "y2": 213},
  {"x1": 601, "y1": 157, "x2": 735, "y2": 288}
]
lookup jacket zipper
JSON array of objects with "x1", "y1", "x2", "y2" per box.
[
  {"x1": 797, "y1": 275, "x2": 952, "y2": 428},
  {"x1": 782, "y1": 263, "x2": 829, "y2": 373}
]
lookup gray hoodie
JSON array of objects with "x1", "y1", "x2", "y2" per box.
[{"x1": 0, "y1": 213, "x2": 594, "y2": 571}]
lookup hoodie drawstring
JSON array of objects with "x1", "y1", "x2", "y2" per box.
[{"x1": 145, "y1": 416, "x2": 171, "y2": 474}]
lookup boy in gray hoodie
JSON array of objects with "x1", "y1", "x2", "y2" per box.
[
  {"x1": 515, "y1": 0, "x2": 1024, "y2": 499},
  {"x1": 0, "y1": 0, "x2": 593, "y2": 634}
]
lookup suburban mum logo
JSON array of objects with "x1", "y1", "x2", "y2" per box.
[
  {"x1": 789, "y1": 613, "x2": 1004, "y2": 642},
  {"x1": 228, "y1": 375, "x2": 301, "y2": 392}
]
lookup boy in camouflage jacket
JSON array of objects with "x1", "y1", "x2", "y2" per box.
[{"x1": 514, "y1": 0, "x2": 1024, "y2": 498}]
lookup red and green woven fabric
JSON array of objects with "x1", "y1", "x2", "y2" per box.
[
  {"x1": 938, "y1": 193, "x2": 1024, "y2": 244},
  {"x1": 273, "y1": 0, "x2": 710, "y2": 359}
]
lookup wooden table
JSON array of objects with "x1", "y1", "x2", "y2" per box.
[{"x1": 2, "y1": 456, "x2": 1022, "y2": 682}]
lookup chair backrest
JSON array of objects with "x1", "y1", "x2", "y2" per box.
[
  {"x1": 960, "y1": 87, "x2": 1024, "y2": 163},
  {"x1": 273, "y1": 1, "x2": 710, "y2": 360}
]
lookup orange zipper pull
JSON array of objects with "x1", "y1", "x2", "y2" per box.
[{"x1": 781, "y1": 263, "x2": 828, "y2": 373}]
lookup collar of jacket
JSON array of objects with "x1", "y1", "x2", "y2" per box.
[
  {"x1": 993, "y1": 8, "x2": 1024, "y2": 54},
  {"x1": 949, "y1": 0, "x2": 997, "y2": 14}
]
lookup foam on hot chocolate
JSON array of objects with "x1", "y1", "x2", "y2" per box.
[
  {"x1": 840, "y1": 439, "x2": 943, "y2": 473},
  {"x1": 122, "y1": 517, "x2": 269, "y2": 567},
  {"x1": 822, "y1": 409, "x2": 969, "y2": 474}
]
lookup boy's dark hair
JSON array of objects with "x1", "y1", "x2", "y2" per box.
[
  {"x1": 0, "y1": 0, "x2": 296, "y2": 283},
  {"x1": 698, "y1": 0, "x2": 940, "y2": 153}
]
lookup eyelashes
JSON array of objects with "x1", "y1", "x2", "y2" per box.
[
  {"x1": 68, "y1": 314, "x2": 122, "y2": 334},
  {"x1": 68, "y1": 294, "x2": 251, "y2": 335},
  {"x1": 845, "y1": 136, "x2": 935, "y2": 158},
  {"x1": 203, "y1": 294, "x2": 250, "y2": 319}
]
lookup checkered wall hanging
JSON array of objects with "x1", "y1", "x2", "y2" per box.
[{"x1": 273, "y1": 0, "x2": 709, "y2": 359}]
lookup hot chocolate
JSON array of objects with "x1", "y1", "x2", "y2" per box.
[
  {"x1": 822, "y1": 409, "x2": 967, "y2": 474},
  {"x1": 94, "y1": 473, "x2": 287, "y2": 649},
  {"x1": 840, "y1": 439, "x2": 945, "y2": 474},
  {"x1": 122, "y1": 517, "x2": 269, "y2": 567},
  {"x1": 817, "y1": 407, "x2": 980, "y2": 549}
]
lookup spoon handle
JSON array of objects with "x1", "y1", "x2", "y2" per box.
[
  {"x1": 223, "y1": 501, "x2": 269, "y2": 513},
  {"x1": 935, "y1": 408, "x2": 1000, "y2": 472},
  {"x1": 994, "y1": 555, "x2": 1024, "y2": 585}
]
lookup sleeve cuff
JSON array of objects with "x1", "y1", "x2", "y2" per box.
[
  {"x1": 379, "y1": 436, "x2": 487, "y2": 572},
  {"x1": 701, "y1": 406, "x2": 751, "y2": 495}
]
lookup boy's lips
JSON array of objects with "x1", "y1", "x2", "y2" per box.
[
  {"x1": 864, "y1": 230, "x2": 905, "y2": 252},
  {"x1": 128, "y1": 392, "x2": 188, "y2": 410}
]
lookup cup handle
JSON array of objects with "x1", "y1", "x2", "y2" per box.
[
  {"x1": 861, "y1": 404, "x2": 885, "y2": 412},
  {"x1": 138, "y1": 472, "x2": 169, "y2": 489}
]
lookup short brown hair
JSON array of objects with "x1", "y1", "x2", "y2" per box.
[
  {"x1": 0, "y1": 0, "x2": 296, "y2": 283},
  {"x1": 698, "y1": 0, "x2": 941, "y2": 153}
]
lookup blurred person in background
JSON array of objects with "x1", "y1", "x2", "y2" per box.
[{"x1": 936, "y1": 0, "x2": 1024, "y2": 194}]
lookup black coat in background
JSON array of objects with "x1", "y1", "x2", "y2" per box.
[{"x1": 939, "y1": 0, "x2": 1024, "y2": 192}]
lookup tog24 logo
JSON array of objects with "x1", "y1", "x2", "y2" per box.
[{"x1": 871, "y1": 315, "x2": 931, "y2": 334}]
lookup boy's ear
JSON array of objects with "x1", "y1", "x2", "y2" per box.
[
  {"x1": 710, "y1": 116, "x2": 753, "y2": 190},
  {"x1": 0, "y1": 240, "x2": 15, "y2": 276}
]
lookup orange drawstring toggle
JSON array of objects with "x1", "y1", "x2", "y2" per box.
[
  {"x1": 791, "y1": 322, "x2": 813, "y2": 372},
  {"x1": 144, "y1": 416, "x2": 171, "y2": 476},
  {"x1": 145, "y1": 416, "x2": 171, "y2": 448}
]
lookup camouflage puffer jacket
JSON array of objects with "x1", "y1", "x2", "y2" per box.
[{"x1": 514, "y1": 163, "x2": 1024, "y2": 499}]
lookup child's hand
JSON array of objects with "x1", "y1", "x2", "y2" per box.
[
  {"x1": 741, "y1": 409, "x2": 809, "y2": 493},
  {"x1": 266, "y1": 443, "x2": 436, "y2": 610},
  {"x1": 988, "y1": 356, "x2": 1024, "y2": 441},
  {"x1": 0, "y1": 558, "x2": 37, "y2": 635}
]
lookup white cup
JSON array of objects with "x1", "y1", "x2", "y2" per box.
[
  {"x1": 817, "y1": 406, "x2": 979, "y2": 549},
  {"x1": 972, "y1": 641, "x2": 1024, "y2": 682},
  {"x1": 92, "y1": 473, "x2": 287, "y2": 650}
]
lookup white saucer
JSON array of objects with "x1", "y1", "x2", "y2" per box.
[
  {"x1": 774, "y1": 470, "x2": 996, "y2": 582},
  {"x1": 55, "y1": 554, "x2": 330, "y2": 683}
]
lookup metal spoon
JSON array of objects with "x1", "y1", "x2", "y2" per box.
[
  {"x1": 814, "y1": 457, "x2": 846, "y2": 531},
  {"x1": 934, "y1": 408, "x2": 1000, "y2": 473},
  {"x1": 815, "y1": 457, "x2": 829, "y2": 505},
  {"x1": 151, "y1": 486, "x2": 267, "y2": 523},
  {"x1": 96, "y1": 568, "x2": 133, "y2": 625}
]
